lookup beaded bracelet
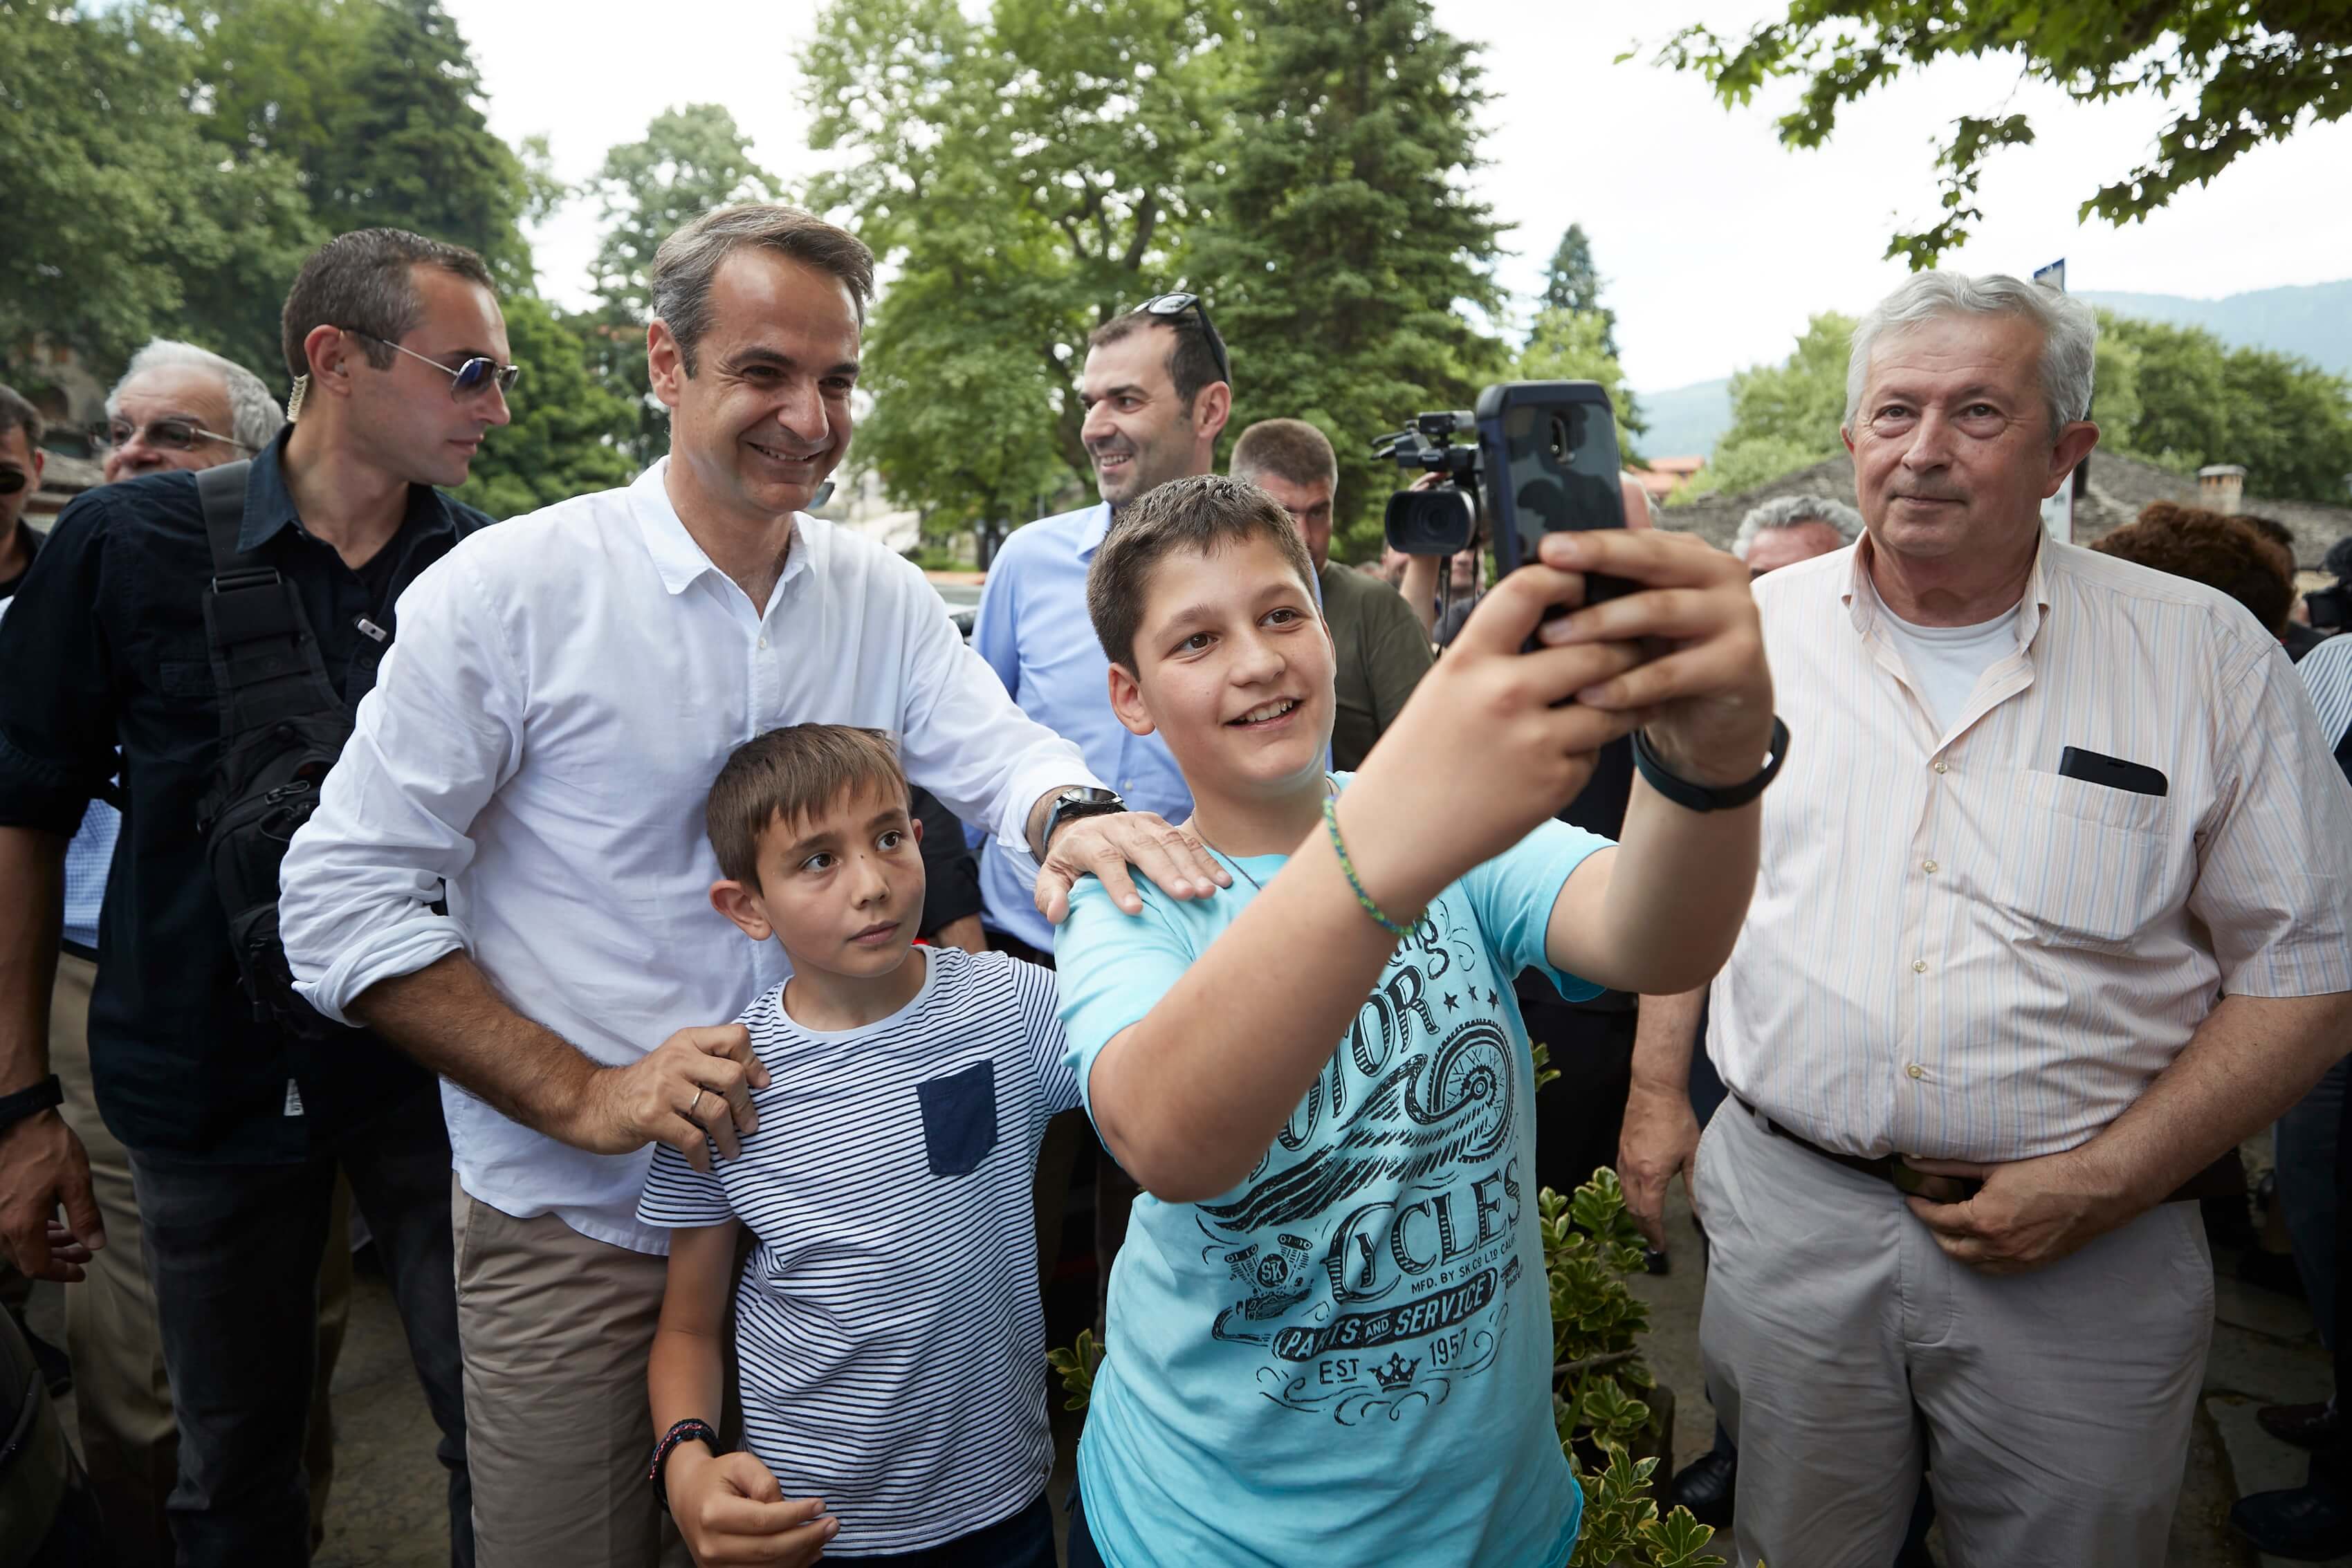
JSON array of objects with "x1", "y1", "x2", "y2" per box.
[
  {"x1": 1323, "y1": 795, "x2": 1419, "y2": 939},
  {"x1": 649, "y1": 1417, "x2": 720, "y2": 1511}
]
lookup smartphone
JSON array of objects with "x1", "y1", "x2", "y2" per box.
[{"x1": 1477, "y1": 380, "x2": 1629, "y2": 602}]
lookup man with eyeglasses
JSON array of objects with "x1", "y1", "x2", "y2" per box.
[
  {"x1": 0, "y1": 227, "x2": 508, "y2": 1567},
  {"x1": 98, "y1": 339, "x2": 284, "y2": 486}
]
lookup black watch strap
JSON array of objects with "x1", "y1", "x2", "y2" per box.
[
  {"x1": 0, "y1": 1074, "x2": 64, "y2": 1133},
  {"x1": 1630, "y1": 717, "x2": 1790, "y2": 813},
  {"x1": 1045, "y1": 788, "x2": 1127, "y2": 847}
]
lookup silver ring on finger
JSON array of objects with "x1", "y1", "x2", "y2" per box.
[{"x1": 689, "y1": 1087, "x2": 706, "y2": 1120}]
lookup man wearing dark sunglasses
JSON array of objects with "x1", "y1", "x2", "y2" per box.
[
  {"x1": 0, "y1": 385, "x2": 44, "y2": 601},
  {"x1": 97, "y1": 339, "x2": 285, "y2": 487},
  {"x1": 0, "y1": 227, "x2": 502, "y2": 1568}
]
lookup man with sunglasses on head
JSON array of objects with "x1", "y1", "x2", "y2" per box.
[{"x1": 0, "y1": 227, "x2": 508, "y2": 1567}]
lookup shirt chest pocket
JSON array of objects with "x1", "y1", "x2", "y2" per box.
[
  {"x1": 916, "y1": 1060, "x2": 998, "y2": 1178},
  {"x1": 1981, "y1": 768, "x2": 2176, "y2": 950}
]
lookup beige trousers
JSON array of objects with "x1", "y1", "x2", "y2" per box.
[
  {"x1": 451, "y1": 1184, "x2": 690, "y2": 1568},
  {"x1": 1695, "y1": 1096, "x2": 2213, "y2": 1568},
  {"x1": 48, "y1": 952, "x2": 350, "y2": 1567}
]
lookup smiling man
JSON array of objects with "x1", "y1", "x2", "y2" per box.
[
  {"x1": 1670, "y1": 273, "x2": 2352, "y2": 1568},
  {"x1": 275, "y1": 205, "x2": 1225, "y2": 1568}
]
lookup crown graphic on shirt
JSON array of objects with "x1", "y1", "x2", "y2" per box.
[{"x1": 1372, "y1": 1353, "x2": 1420, "y2": 1392}]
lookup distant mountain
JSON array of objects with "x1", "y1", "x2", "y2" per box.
[
  {"x1": 2077, "y1": 281, "x2": 2352, "y2": 378},
  {"x1": 1635, "y1": 376, "x2": 1731, "y2": 459}
]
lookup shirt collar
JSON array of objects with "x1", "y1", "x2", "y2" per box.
[
  {"x1": 1843, "y1": 529, "x2": 2054, "y2": 653},
  {"x1": 235, "y1": 427, "x2": 461, "y2": 555},
  {"x1": 628, "y1": 457, "x2": 810, "y2": 602},
  {"x1": 1075, "y1": 502, "x2": 1114, "y2": 560}
]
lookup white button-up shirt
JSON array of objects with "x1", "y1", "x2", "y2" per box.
[
  {"x1": 280, "y1": 461, "x2": 1094, "y2": 1251},
  {"x1": 1711, "y1": 536, "x2": 2352, "y2": 1163}
]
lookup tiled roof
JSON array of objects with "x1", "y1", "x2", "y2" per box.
[{"x1": 1660, "y1": 450, "x2": 2352, "y2": 568}]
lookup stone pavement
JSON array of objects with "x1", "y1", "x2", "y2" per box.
[{"x1": 25, "y1": 1178, "x2": 2345, "y2": 1567}]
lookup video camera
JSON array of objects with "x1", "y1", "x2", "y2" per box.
[{"x1": 1372, "y1": 381, "x2": 1629, "y2": 598}]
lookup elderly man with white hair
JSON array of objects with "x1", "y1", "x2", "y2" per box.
[
  {"x1": 1666, "y1": 273, "x2": 2352, "y2": 1568},
  {"x1": 1729, "y1": 492, "x2": 1862, "y2": 575},
  {"x1": 98, "y1": 339, "x2": 285, "y2": 485}
]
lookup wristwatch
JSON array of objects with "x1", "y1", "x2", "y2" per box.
[
  {"x1": 1043, "y1": 786, "x2": 1127, "y2": 849},
  {"x1": 1629, "y1": 717, "x2": 1791, "y2": 813},
  {"x1": 0, "y1": 1074, "x2": 64, "y2": 1135}
]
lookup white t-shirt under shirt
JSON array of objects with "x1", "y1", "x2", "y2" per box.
[
  {"x1": 1877, "y1": 600, "x2": 2023, "y2": 735},
  {"x1": 636, "y1": 947, "x2": 1078, "y2": 1556}
]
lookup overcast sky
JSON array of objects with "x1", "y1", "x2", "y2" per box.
[{"x1": 448, "y1": 0, "x2": 2352, "y2": 394}]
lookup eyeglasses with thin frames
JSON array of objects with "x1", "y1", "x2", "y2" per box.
[
  {"x1": 93, "y1": 417, "x2": 257, "y2": 455},
  {"x1": 1133, "y1": 292, "x2": 1231, "y2": 391},
  {"x1": 346, "y1": 330, "x2": 523, "y2": 400}
]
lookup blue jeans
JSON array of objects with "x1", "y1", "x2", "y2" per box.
[
  {"x1": 1067, "y1": 1483, "x2": 1107, "y2": 1568},
  {"x1": 2279, "y1": 1058, "x2": 2347, "y2": 1351},
  {"x1": 129, "y1": 1088, "x2": 468, "y2": 1568},
  {"x1": 823, "y1": 1492, "x2": 1055, "y2": 1567}
]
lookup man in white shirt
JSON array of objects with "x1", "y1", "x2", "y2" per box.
[
  {"x1": 277, "y1": 204, "x2": 1226, "y2": 1568},
  {"x1": 1626, "y1": 273, "x2": 2352, "y2": 1567}
]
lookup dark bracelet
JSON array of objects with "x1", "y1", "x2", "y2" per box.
[
  {"x1": 0, "y1": 1074, "x2": 64, "y2": 1134},
  {"x1": 1630, "y1": 717, "x2": 1791, "y2": 813},
  {"x1": 650, "y1": 1417, "x2": 721, "y2": 1511}
]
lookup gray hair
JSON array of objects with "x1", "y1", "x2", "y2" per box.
[
  {"x1": 108, "y1": 340, "x2": 286, "y2": 453},
  {"x1": 1732, "y1": 494, "x2": 1863, "y2": 561},
  {"x1": 650, "y1": 205, "x2": 875, "y2": 376},
  {"x1": 1844, "y1": 272, "x2": 2097, "y2": 434}
]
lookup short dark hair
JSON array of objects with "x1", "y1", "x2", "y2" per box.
[
  {"x1": 0, "y1": 383, "x2": 43, "y2": 451},
  {"x1": 1087, "y1": 474, "x2": 1318, "y2": 670},
  {"x1": 2327, "y1": 535, "x2": 2352, "y2": 582},
  {"x1": 1088, "y1": 308, "x2": 1224, "y2": 414},
  {"x1": 2093, "y1": 501, "x2": 2295, "y2": 635},
  {"x1": 652, "y1": 205, "x2": 876, "y2": 376},
  {"x1": 280, "y1": 228, "x2": 497, "y2": 382},
  {"x1": 1230, "y1": 418, "x2": 1338, "y2": 490},
  {"x1": 705, "y1": 724, "x2": 910, "y2": 887}
]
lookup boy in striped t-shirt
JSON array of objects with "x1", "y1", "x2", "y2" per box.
[{"x1": 638, "y1": 724, "x2": 1074, "y2": 1567}]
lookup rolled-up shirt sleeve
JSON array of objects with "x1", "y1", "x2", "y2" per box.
[
  {"x1": 2192, "y1": 645, "x2": 2352, "y2": 997},
  {"x1": 888, "y1": 557, "x2": 1094, "y2": 879},
  {"x1": 279, "y1": 548, "x2": 525, "y2": 1024}
]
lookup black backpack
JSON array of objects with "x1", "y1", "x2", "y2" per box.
[{"x1": 191, "y1": 461, "x2": 386, "y2": 1041}]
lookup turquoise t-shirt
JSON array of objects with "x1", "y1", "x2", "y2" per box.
[{"x1": 1056, "y1": 784, "x2": 1612, "y2": 1568}]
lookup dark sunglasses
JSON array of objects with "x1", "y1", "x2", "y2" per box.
[
  {"x1": 94, "y1": 417, "x2": 256, "y2": 454},
  {"x1": 0, "y1": 468, "x2": 27, "y2": 496},
  {"x1": 348, "y1": 331, "x2": 523, "y2": 399},
  {"x1": 1134, "y1": 292, "x2": 1231, "y2": 391}
]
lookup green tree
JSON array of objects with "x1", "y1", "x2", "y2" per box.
[
  {"x1": 454, "y1": 293, "x2": 637, "y2": 519},
  {"x1": 1194, "y1": 0, "x2": 1510, "y2": 561},
  {"x1": 1538, "y1": 224, "x2": 1617, "y2": 357},
  {"x1": 802, "y1": 0, "x2": 1238, "y2": 502},
  {"x1": 1666, "y1": 312, "x2": 1852, "y2": 504},
  {"x1": 576, "y1": 104, "x2": 783, "y2": 466},
  {"x1": 2095, "y1": 312, "x2": 2352, "y2": 502},
  {"x1": 1518, "y1": 308, "x2": 1647, "y2": 454},
  {"x1": 1651, "y1": 3, "x2": 2352, "y2": 268},
  {"x1": 1, "y1": 1, "x2": 318, "y2": 392}
]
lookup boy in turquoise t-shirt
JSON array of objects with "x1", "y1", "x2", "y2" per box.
[{"x1": 1052, "y1": 474, "x2": 1780, "y2": 1568}]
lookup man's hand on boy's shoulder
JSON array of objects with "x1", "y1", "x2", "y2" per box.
[
  {"x1": 664, "y1": 1446, "x2": 838, "y2": 1565},
  {"x1": 1522, "y1": 528, "x2": 1775, "y2": 785},
  {"x1": 1036, "y1": 810, "x2": 1231, "y2": 924}
]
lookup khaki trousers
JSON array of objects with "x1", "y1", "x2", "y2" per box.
[
  {"x1": 1695, "y1": 1097, "x2": 2212, "y2": 1568},
  {"x1": 48, "y1": 952, "x2": 350, "y2": 1567},
  {"x1": 451, "y1": 1185, "x2": 689, "y2": 1568}
]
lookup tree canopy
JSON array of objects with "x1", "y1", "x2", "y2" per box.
[{"x1": 1651, "y1": 2, "x2": 2352, "y2": 268}]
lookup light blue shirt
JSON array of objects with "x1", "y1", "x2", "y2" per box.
[
  {"x1": 1054, "y1": 779, "x2": 1608, "y2": 1568},
  {"x1": 971, "y1": 504, "x2": 1191, "y2": 950}
]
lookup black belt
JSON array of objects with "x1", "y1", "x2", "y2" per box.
[{"x1": 1735, "y1": 1097, "x2": 2242, "y2": 1206}]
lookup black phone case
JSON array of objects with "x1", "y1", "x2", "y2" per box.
[{"x1": 2057, "y1": 746, "x2": 2168, "y2": 797}]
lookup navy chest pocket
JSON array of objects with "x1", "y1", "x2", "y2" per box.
[{"x1": 916, "y1": 1060, "x2": 998, "y2": 1179}]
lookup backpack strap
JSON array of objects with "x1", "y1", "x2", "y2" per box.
[
  {"x1": 194, "y1": 461, "x2": 344, "y2": 733},
  {"x1": 2334, "y1": 719, "x2": 2351, "y2": 792}
]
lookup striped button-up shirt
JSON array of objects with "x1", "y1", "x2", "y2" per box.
[{"x1": 1710, "y1": 536, "x2": 2352, "y2": 1162}]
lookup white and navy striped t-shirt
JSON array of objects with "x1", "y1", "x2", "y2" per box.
[{"x1": 637, "y1": 947, "x2": 1078, "y2": 1555}]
